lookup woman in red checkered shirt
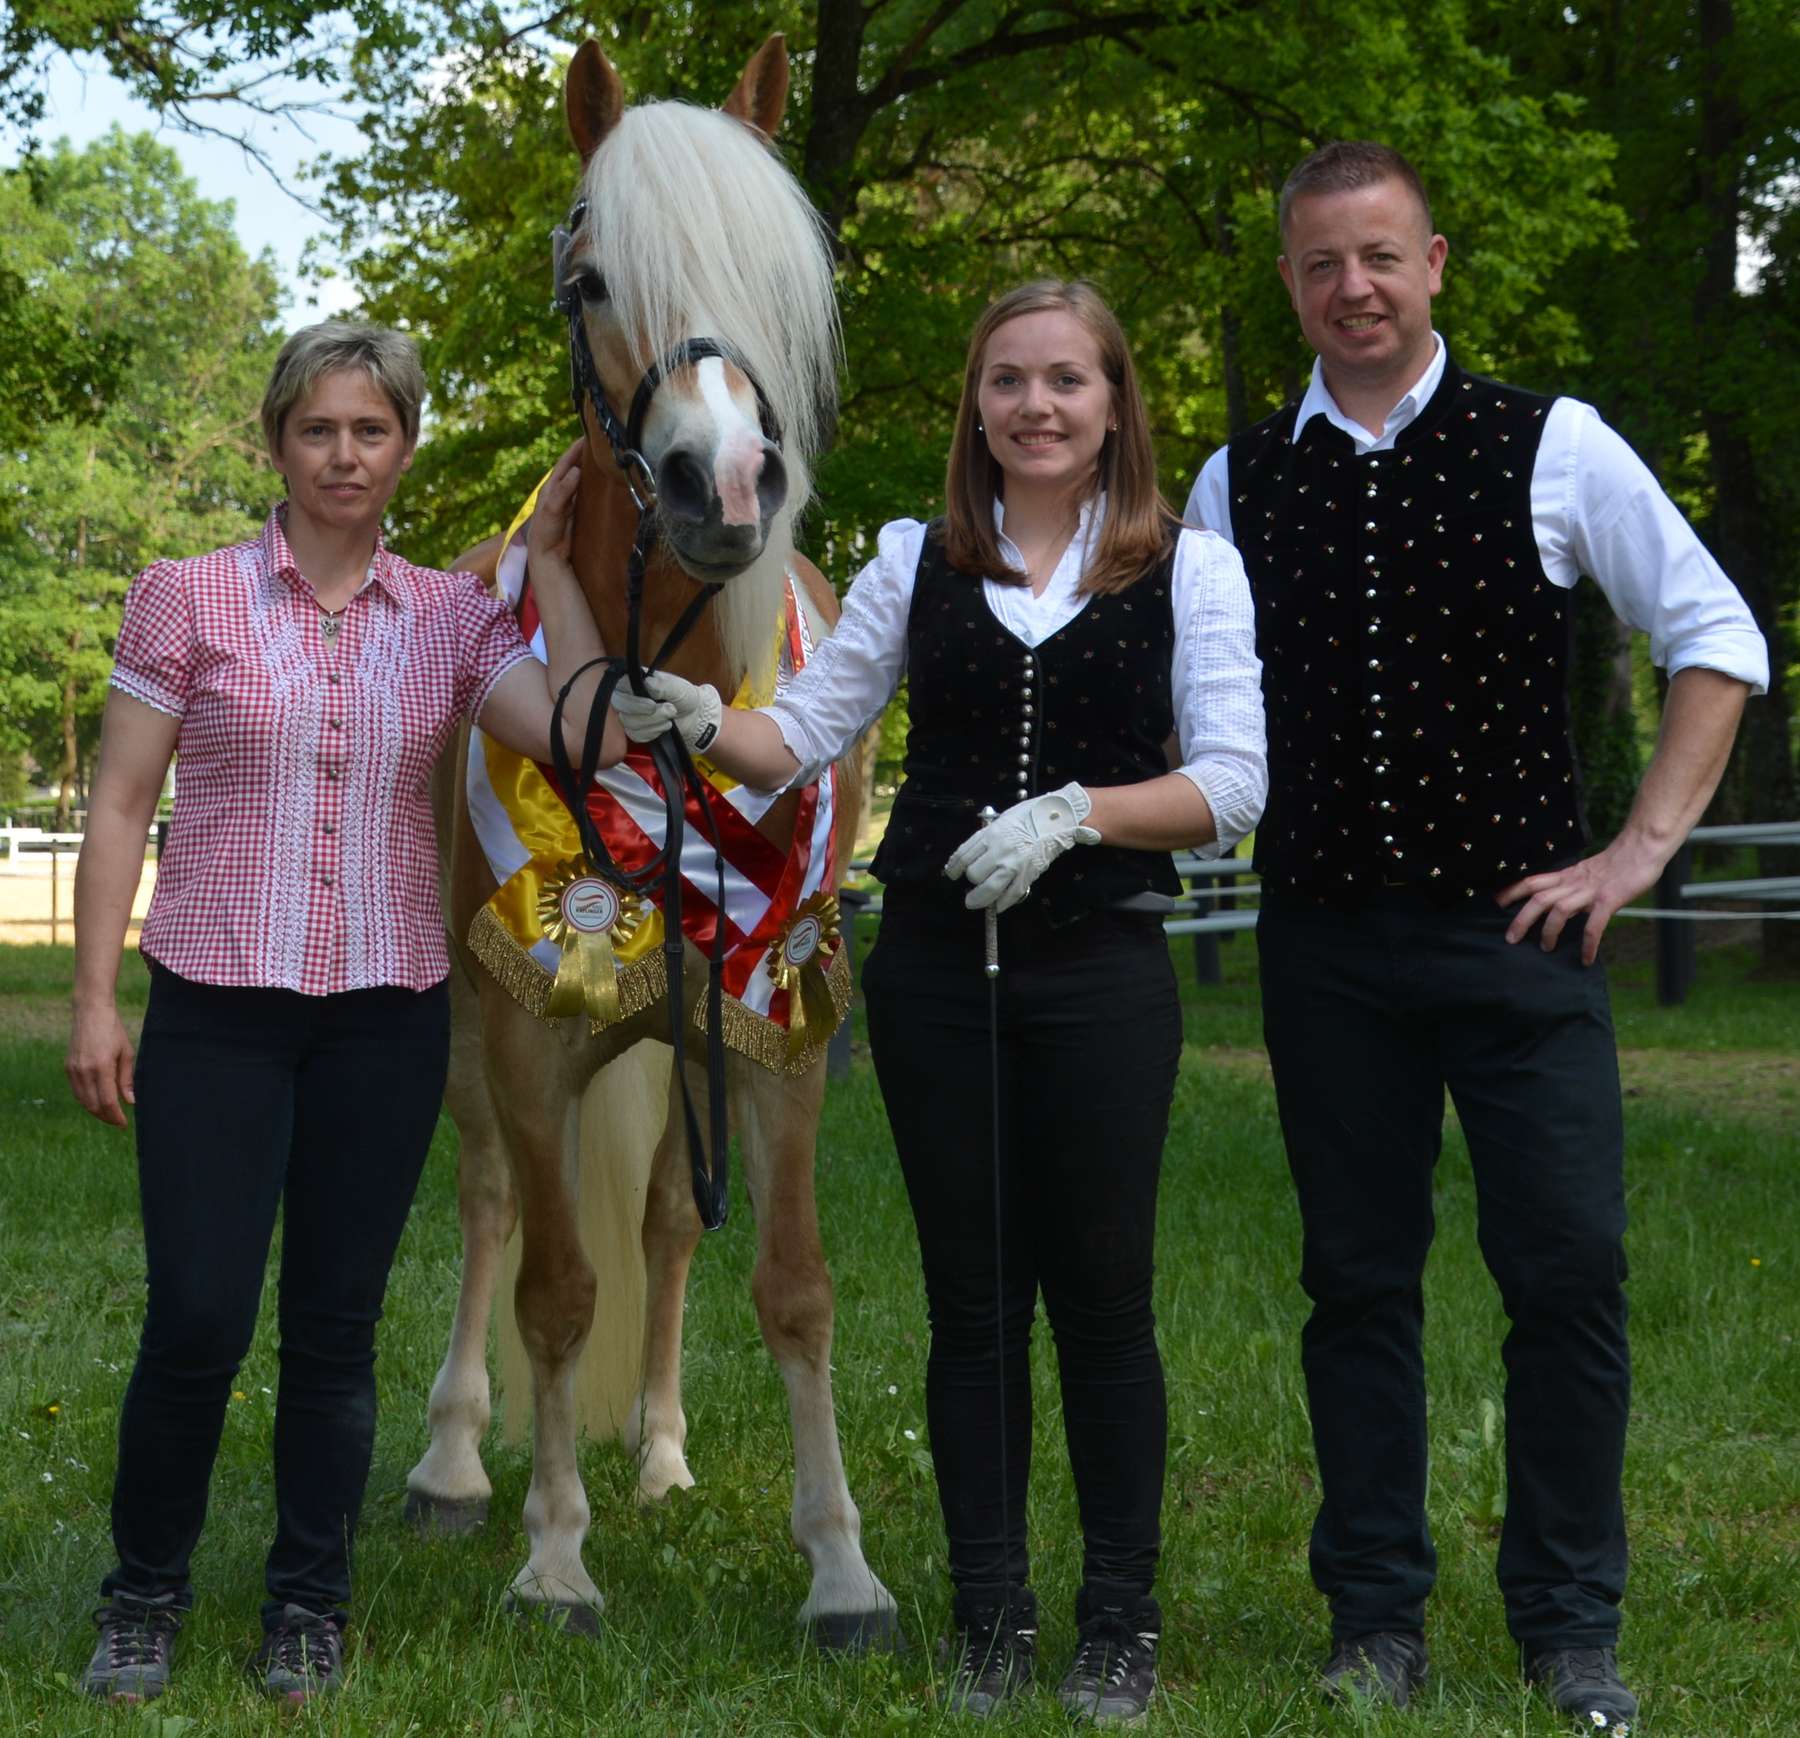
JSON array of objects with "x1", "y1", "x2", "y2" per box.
[{"x1": 64, "y1": 321, "x2": 604, "y2": 1704}]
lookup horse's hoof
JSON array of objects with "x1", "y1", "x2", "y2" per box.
[
  {"x1": 403, "y1": 1490, "x2": 489, "y2": 1537},
  {"x1": 503, "y1": 1591, "x2": 604, "y2": 1640},
  {"x1": 807, "y1": 1608, "x2": 906, "y2": 1655}
]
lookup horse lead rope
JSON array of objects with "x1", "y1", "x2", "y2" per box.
[{"x1": 543, "y1": 199, "x2": 785, "y2": 1233}]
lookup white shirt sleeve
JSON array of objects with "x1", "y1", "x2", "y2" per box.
[
  {"x1": 1186, "y1": 446, "x2": 1235, "y2": 541},
  {"x1": 1536, "y1": 398, "x2": 1769, "y2": 693},
  {"x1": 763, "y1": 517, "x2": 925, "y2": 786},
  {"x1": 1168, "y1": 526, "x2": 1267, "y2": 858}
]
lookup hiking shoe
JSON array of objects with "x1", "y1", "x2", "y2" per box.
[
  {"x1": 1057, "y1": 1588, "x2": 1160, "y2": 1724},
  {"x1": 945, "y1": 1585, "x2": 1037, "y2": 1716},
  {"x1": 1320, "y1": 1630, "x2": 1429, "y2": 1709},
  {"x1": 1526, "y1": 1646, "x2": 1637, "y2": 1732},
  {"x1": 82, "y1": 1593, "x2": 182, "y2": 1701},
  {"x1": 253, "y1": 1604, "x2": 345, "y2": 1702}
]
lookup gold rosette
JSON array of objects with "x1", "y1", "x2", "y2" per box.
[
  {"x1": 537, "y1": 860, "x2": 644, "y2": 1025},
  {"x1": 765, "y1": 890, "x2": 843, "y2": 1065}
]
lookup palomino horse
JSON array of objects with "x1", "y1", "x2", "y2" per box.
[{"x1": 402, "y1": 37, "x2": 897, "y2": 1647}]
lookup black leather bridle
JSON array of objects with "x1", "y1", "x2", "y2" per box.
[{"x1": 544, "y1": 196, "x2": 786, "y2": 1233}]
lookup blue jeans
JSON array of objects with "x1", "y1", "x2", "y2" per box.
[
  {"x1": 1258, "y1": 894, "x2": 1629, "y2": 1647},
  {"x1": 862, "y1": 888, "x2": 1179, "y2": 1600},
  {"x1": 102, "y1": 964, "x2": 449, "y2": 1625}
]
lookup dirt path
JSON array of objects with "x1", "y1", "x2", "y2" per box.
[
  {"x1": 1188, "y1": 1043, "x2": 1800, "y2": 1131},
  {"x1": 0, "y1": 863, "x2": 150, "y2": 947}
]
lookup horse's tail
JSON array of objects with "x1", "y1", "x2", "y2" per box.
[{"x1": 497, "y1": 1045, "x2": 670, "y2": 1443}]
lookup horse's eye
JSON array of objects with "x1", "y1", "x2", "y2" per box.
[{"x1": 572, "y1": 267, "x2": 609, "y2": 305}]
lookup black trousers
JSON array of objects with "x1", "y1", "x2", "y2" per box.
[
  {"x1": 862, "y1": 888, "x2": 1179, "y2": 1600},
  {"x1": 1257, "y1": 895, "x2": 1629, "y2": 1648},
  {"x1": 102, "y1": 964, "x2": 449, "y2": 1624}
]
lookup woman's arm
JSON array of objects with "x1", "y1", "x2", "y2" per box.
[
  {"x1": 67, "y1": 692, "x2": 180, "y2": 1127},
  {"x1": 610, "y1": 519, "x2": 927, "y2": 791},
  {"x1": 474, "y1": 443, "x2": 627, "y2": 767},
  {"x1": 1083, "y1": 773, "x2": 1218, "y2": 850}
]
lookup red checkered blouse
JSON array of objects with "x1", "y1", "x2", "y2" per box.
[{"x1": 112, "y1": 508, "x2": 532, "y2": 994}]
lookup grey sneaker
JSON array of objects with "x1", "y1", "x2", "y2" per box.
[
  {"x1": 1057, "y1": 1590, "x2": 1160, "y2": 1725},
  {"x1": 945, "y1": 1586, "x2": 1037, "y2": 1716},
  {"x1": 253, "y1": 1604, "x2": 345, "y2": 1702},
  {"x1": 82, "y1": 1593, "x2": 182, "y2": 1702},
  {"x1": 1526, "y1": 1646, "x2": 1637, "y2": 1732},
  {"x1": 1320, "y1": 1630, "x2": 1429, "y2": 1709}
]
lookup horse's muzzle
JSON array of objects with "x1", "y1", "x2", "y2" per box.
[{"x1": 657, "y1": 436, "x2": 786, "y2": 577}]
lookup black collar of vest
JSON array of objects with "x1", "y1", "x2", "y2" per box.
[
  {"x1": 1390, "y1": 352, "x2": 1467, "y2": 449},
  {"x1": 1292, "y1": 352, "x2": 1468, "y2": 455}
]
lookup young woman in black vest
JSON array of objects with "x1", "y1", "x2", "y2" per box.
[{"x1": 613, "y1": 280, "x2": 1266, "y2": 1722}]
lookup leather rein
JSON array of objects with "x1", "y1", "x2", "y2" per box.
[{"x1": 544, "y1": 196, "x2": 786, "y2": 1233}]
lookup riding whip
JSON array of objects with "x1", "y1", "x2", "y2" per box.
[{"x1": 977, "y1": 803, "x2": 1014, "y2": 1587}]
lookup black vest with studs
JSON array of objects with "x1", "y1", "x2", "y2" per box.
[
  {"x1": 1227, "y1": 360, "x2": 1588, "y2": 902},
  {"x1": 868, "y1": 523, "x2": 1184, "y2": 925}
]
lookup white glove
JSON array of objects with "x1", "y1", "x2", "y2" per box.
[
  {"x1": 943, "y1": 783, "x2": 1101, "y2": 912},
  {"x1": 611, "y1": 670, "x2": 723, "y2": 752}
]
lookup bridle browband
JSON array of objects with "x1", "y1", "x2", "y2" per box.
[{"x1": 544, "y1": 194, "x2": 786, "y2": 1233}]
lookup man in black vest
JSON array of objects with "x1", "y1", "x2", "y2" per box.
[{"x1": 1189, "y1": 142, "x2": 1767, "y2": 1729}]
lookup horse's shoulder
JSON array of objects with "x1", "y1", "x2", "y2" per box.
[
  {"x1": 450, "y1": 533, "x2": 507, "y2": 594},
  {"x1": 788, "y1": 551, "x2": 840, "y2": 630}
]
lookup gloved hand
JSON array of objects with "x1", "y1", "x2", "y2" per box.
[
  {"x1": 610, "y1": 670, "x2": 723, "y2": 752},
  {"x1": 943, "y1": 783, "x2": 1101, "y2": 912}
]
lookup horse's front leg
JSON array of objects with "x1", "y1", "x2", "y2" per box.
[
  {"x1": 735, "y1": 1057, "x2": 900, "y2": 1651},
  {"x1": 406, "y1": 963, "x2": 511, "y2": 1535},
  {"x1": 625, "y1": 1053, "x2": 705, "y2": 1502},
  {"x1": 488, "y1": 1001, "x2": 606, "y2": 1631}
]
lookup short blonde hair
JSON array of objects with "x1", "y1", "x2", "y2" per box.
[
  {"x1": 944, "y1": 279, "x2": 1177, "y2": 597},
  {"x1": 260, "y1": 321, "x2": 426, "y2": 453}
]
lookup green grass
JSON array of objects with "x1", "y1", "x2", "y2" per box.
[{"x1": 0, "y1": 939, "x2": 1795, "y2": 1735}]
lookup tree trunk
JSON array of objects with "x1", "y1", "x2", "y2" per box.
[
  {"x1": 1695, "y1": 0, "x2": 1800, "y2": 969},
  {"x1": 1213, "y1": 188, "x2": 1249, "y2": 437}
]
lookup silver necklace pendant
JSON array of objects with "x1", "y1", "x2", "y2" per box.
[{"x1": 320, "y1": 612, "x2": 342, "y2": 645}]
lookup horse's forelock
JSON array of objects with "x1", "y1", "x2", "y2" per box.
[{"x1": 578, "y1": 101, "x2": 840, "y2": 501}]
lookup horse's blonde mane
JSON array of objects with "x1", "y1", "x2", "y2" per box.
[{"x1": 580, "y1": 100, "x2": 840, "y2": 685}]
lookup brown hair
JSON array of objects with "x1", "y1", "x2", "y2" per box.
[
  {"x1": 1277, "y1": 141, "x2": 1433, "y2": 244},
  {"x1": 943, "y1": 279, "x2": 1178, "y2": 597},
  {"x1": 261, "y1": 320, "x2": 426, "y2": 454}
]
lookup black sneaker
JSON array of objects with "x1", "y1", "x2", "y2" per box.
[
  {"x1": 253, "y1": 1604, "x2": 345, "y2": 1702},
  {"x1": 1320, "y1": 1630, "x2": 1429, "y2": 1709},
  {"x1": 1057, "y1": 1588, "x2": 1160, "y2": 1725},
  {"x1": 82, "y1": 1593, "x2": 182, "y2": 1702},
  {"x1": 1525, "y1": 1645, "x2": 1638, "y2": 1732},
  {"x1": 945, "y1": 1586, "x2": 1037, "y2": 1716}
]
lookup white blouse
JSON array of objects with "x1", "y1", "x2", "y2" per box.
[{"x1": 766, "y1": 497, "x2": 1268, "y2": 859}]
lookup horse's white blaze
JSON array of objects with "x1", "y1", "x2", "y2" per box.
[{"x1": 697, "y1": 355, "x2": 766, "y2": 527}]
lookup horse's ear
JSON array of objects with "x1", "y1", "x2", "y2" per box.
[
  {"x1": 721, "y1": 33, "x2": 789, "y2": 139},
  {"x1": 566, "y1": 40, "x2": 624, "y2": 163}
]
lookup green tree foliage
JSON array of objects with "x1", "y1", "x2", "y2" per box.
[
  {"x1": 0, "y1": 131, "x2": 284, "y2": 819},
  {"x1": 314, "y1": 0, "x2": 1616, "y2": 578},
  {"x1": 1488, "y1": 0, "x2": 1799, "y2": 947},
  {"x1": 1, "y1": 0, "x2": 414, "y2": 169}
]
